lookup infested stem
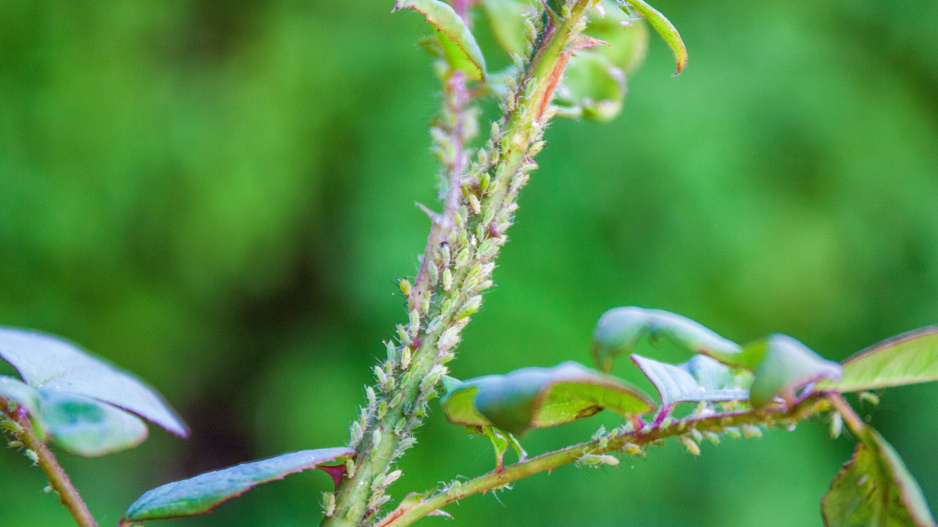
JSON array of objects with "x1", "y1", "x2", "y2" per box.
[
  {"x1": 324, "y1": 2, "x2": 597, "y2": 525},
  {"x1": 376, "y1": 395, "x2": 830, "y2": 527},
  {"x1": 1, "y1": 405, "x2": 97, "y2": 527}
]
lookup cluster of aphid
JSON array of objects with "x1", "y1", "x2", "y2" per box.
[{"x1": 329, "y1": 11, "x2": 569, "y2": 522}]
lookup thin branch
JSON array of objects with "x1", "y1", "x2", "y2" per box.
[
  {"x1": 2, "y1": 405, "x2": 98, "y2": 527},
  {"x1": 377, "y1": 396, "x2": 830, "y2": 527}
]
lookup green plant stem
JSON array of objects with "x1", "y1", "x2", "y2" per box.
[
  {"x1": 323, "y1": 2, "x2": 596, "y2": 525},
  {"x1": 2, "y1": 406, "x2": 97, "y2": 527},
  {"x1": 376, "y1": 396, "x2": 830, "y2": 527}
]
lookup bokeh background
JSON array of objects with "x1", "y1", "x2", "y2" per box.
[{"x1": 2, "y1": 0, "x2": 937, "y2": 525}]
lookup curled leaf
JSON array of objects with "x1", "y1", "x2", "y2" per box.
[
  {"x1": 441, "y1": 362, "x2": 654, "y2": 436},
  {"x1": 395, "y1": 0, "x2": 487, "y2": 81},
  {"x1": 0, "y1": 327, "x2": 188, "y2": 438},
  {"x1": 823, "y1": 429, "x2": 936, "y2": 527},
  {"x1": 818, "y1": 326, "x2": 938, "y2": 393},
  {"x1": 706, "y1": 334, "x2": 842, "y2": 408},
  {"x1": 591, "y1": 307, "x2": 740, "y2": 373},
  {"x1": 631, "y1": 354, "x2": 748, "y2": 407},
  {"x1": 619, "y1": 0, "x2": 687, "y2": 74},
  {"x1": 122, "y1": 448, "x2": 355, "y2": 523}
]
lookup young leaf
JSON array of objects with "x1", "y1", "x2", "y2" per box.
[
  {"x1": 481, "y1": 0, "x2": 536, "y2": 56},
  {"x1": 40, "y1": 391, "x2": 148, "y2": 457},
  {"x1": 705, "y1": 334, "x2": 842, "y2": 408},
  {"x1": 822, "y1": 429, "x2": 936, "y2": 527},
  {"x1": 619, "y1": 0, "x2": 687, "y2": 75},
  {"x1": 554, "y1": 52, "x2": 626, "y2": 121},
  {"x1": 818, "y1": 327, "x2": 938, "y2": 393},
  {"x1": 591, "y1": 307, "x2": 740, "y2": 373},
  {"x1": 0, "y1": 327, "x2": 188, "y2": 437},
  {"x1": 586, "y1": 0, "x2": 649, "y2": 74},
  {"x1": 122, "y1": 448, "x2": 355, "y2": 523},
  {"x1": 0, "y1": 375, "x2": 41, "y2": 416},
  {"x1": 440, "y1": 361, "x2": 654, "y2": 436},
  {"x1": 631, "y1": 355, "x2": 748, "y2": 407},
  {"x1": 394, "y1": 0, "x2": 487, "y2": 81}
]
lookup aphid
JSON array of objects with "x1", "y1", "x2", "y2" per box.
[
  {"x1": 399, "y1": 279, "x2": 413, "y2": 296},
  {"x1": 345, "y1": 458, "x2": 357, "y2": 478},
  {"x1": 442, "y1": 269, "x2": 453, "y2": 291},
  {"x1": 741, "y1": 424, "x2": 762, "y2": 439},
  {"x1": 440, "y1": 244, "x2": 451, "y2": 268},
  {"x1": 401, "y1": 347, "x2": 412, "y2": 370},
  {"x1": 408, "y1": 309, "x2": 421, "y2": 335},
  {"x1": 322, "y1": 492, "x2": 336, "y2": 517},
  {"x1": 703, "y1": 431, "x2": 721, "y2": 445},
  {"x1": 385, "y1": 341, "x2": 399, "y2": 363},
  {"x1": 829, "y1": 412, "x2": 843, "y2": 439},
  {"x1": 622, "y1": 443, "x2": 644, "y2": 457},
  {"x1": 577, "y1": 454, "x2": 619, "y2": 467},
  {"x1": 681, "y1": 436, "x2": 701, "y2": 456},
  {"x1": 468, "y1": 194, "x2": 481, "y2": 215},
  {"x1": 366, "y1": 387, "x2": 377, "y2": 409},
  {"x1": 390, "y1": 392, "x2": 404, "y2": 409},
  {"x1": 725, "y1": 427, "x2": 742, "y2": 440},
  {"x1": 454, "y1": 247, "x2": 471, "y2": 269},
  {"x1": 25, "y1": 449, "x2": 38, "y2": 465},
  {"x1": 859, "y1": 391, "x2": 880, "y2": 406},
  {"x1": 377, "y1": 401, "x2": 388, "y2": 419},
  {"x1": 689, "y1": 428, "x2": 703, "y2": 444},
  {"x1": 350, "y1": 422, "x2": 364, "y2": 447},
  {"x1": 374, "y1": 366, "x2": 388, "y2": 391},
  {"x1": 457, "y1": 295, "x2": 482, "y2": 320}
]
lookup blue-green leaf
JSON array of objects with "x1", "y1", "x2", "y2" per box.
[
  {"x1": 705, "y1": 334, "x2": 841, "y2": 408},
  {"x1": 0, "y1": 327, "x2": 188, "y2": 437},
  {"x1": 441, "y1": 361, "x2": 654, "y2": 436},
  {"x1": 122, "y1": 448, "x2": 355, "y2": 522},
  {"x1": 40, "y1": 391, "x2": 148, "y2": 457},
  {"x1": 591, "y1": 307, "x2": 740, "y2": 373}
]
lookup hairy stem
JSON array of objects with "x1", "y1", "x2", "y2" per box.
[
  {"x1": 376, "y1": 396, "x2": 831, "y2": 527},
  {"x1": 1, "y1": 405, "x2": 97, "y2": 527},
  {"x1": 323, "y1": 2, "x2": 596, "y2": 525}
]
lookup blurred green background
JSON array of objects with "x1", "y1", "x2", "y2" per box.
[{"x1": 1, "y1": 0, "x2": 937, "y2": 525}]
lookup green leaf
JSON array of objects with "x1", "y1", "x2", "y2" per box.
[
  {"x1": 631, "y1": 355, "x2": 748, "y2": 407},
  {"x1": 440, "y1": 361, "x2": 654, "y2": 436},
  {"x1": 0, "y1": 327, "x2": 188, "y2": 437},
  {"x1": 122, "y1": 448, "x2": 355, "y2": 522},
  {"x1": 706, "y1": 334, "x2": 842, "y2": 408},
  {"x1": 394, "y1": 0, "x2": 487, "y2": 81},
  {"x1": 822, "y1": 429, "x2": 936, "y2": 527},
  {"x1": 0, "y1": 375, "x2": 41, "y2": 416},
  {"x1": 818, "y1": 327, "x2": 938, "y2": 393},
  {"x1": 591, "y1": 307, "x2": 740, "y2": 373},
  {"x1": 619, "y1": 0, "x2": 687, "y2": 75},
  {"x1": 554, "y1": 52, "x2": 625, "y2": 121},
  {"x1": 586, "y1": 0, "x2": 649, "y2": 74},
  {"x1": 40, "y1": 391, "x2": 148, "y2": 457},
  {"x1": 481, "y1": 0, "x2": 536, "y2": 56}
]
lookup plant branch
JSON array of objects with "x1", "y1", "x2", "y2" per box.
[
  {"x1": 376, "y1": 395, "x2": 831, "y2": 527},
  {"x1": 1, "y1": 405, "x2": 98, "y2": 527},
  {"x1": 324, "y1": 2, "x2": 597, "y2": 525}
]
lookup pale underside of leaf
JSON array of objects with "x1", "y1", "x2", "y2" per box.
[
  {"x1": 0, "y1": 327, "x2": 188, "y2": 437},
  {"x1": 395, "y1": 0, "x2": 487, "y2": 81},
  {"x1": 631, "y1": 354, "x2": 748, "y2": 407},
  {"x1": 818, "y1": 326, "x2": 938, "y2": 393},
  {"x1": 822, "y1": 429, "x2": 936, "y2": 527},
  {"x1": 0, "y1": 374, "x2": 41, "y2": 416},
  {"x1": 40, "y1": 391, "x2": 149, "y2": 457},
  {"x1": 122, "y1": 448, "x2": 355, "y2": 522},
  {"x1": 619, "y1": 0, "x2": 687, "y2": 74}
]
